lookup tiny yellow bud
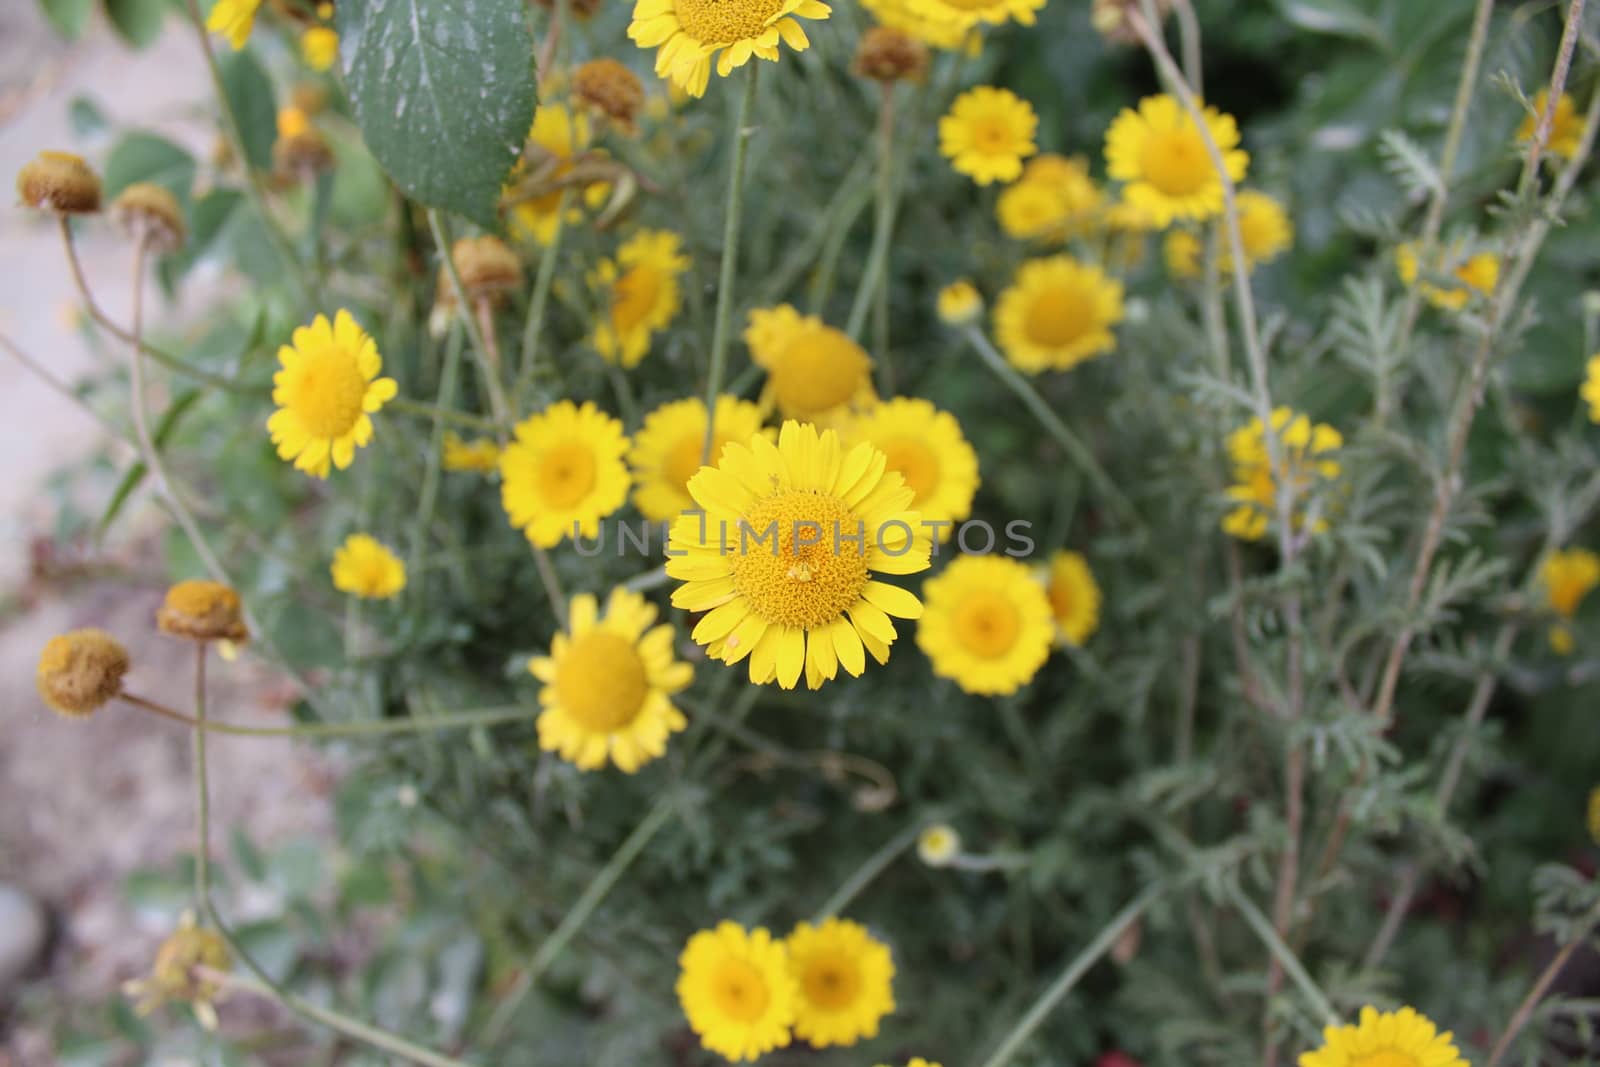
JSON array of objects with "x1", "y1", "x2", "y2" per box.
[
  {"x1": 937, "y1": 280, "x2": 984, "y2": 326},
  {"x1": 917, "y1": 823, "x2": 960, "y2": 867},
  {"x1": 37, "y1": 629, "x2": 130, "y2": 717}
]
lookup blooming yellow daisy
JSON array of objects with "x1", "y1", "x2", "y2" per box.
[
  {"x1": 786, "y1": 918, "x2": 895, "y2": 1048},
  {"x1": 847, "y1": 399, "x2": 979, "y2": 542},
  {"x1": 1105, "y1": 94, "x2": 1250, "y2": 227},
  {"x1": 1581, "y1": 354, "x2": 1600, "y2": 422},
  {"x1": 1396, "y1": 243, "x2": 1499, "y2": 311},
  {"x1": 1221, "y1": 407, "x2": 1342, "y2": 542},
  {"x1": 939, "y1": 87, "x2": 1037, "y2": 185},
  {"x1": 1164, "y1": 228, "x2": 1202, "y2": 279},
  {"x1": 629, "y1": 395, "x2": 768, "y2": 522},
  {"x1": 1299, "y1": 1006, "x2": 1468, "y2": 1067},
  {"x1": 904, "y1": 0, "x2": 1044, "y2": 35},
  {"x1": 267, "y1": 310, "x2": 398, "y2": 479},
  {"x1": 500, "y1": 401, "x2": 632, "y2": 548},
  {"x1": 1588, "y1": 785, "x2": 1600, "y2": 844},
  {"x1": 937, "y1": 280, "x2": 984, "y2": 325},
  {"x1": 628, "y1": 0, "x2": 831, "y2": 99},
  {"x1": 745, "y1": 304, "x2": 877, "y2": 424},
  {"x1": 529, "y1": 586, "x2": 692, "y2": 772},
  {"x1": 667, "y1": 421, "x2": 931, "y2": 690},
  {"x1": 1541, "y1": 548, "x2": 1600, "y2": 620},
  {"x1": 677, "y1": 922, "x2": 797, "y2": 1062},
  {"x1": 1518, "y1": 89, "x2": 1588, "y2": 161},
  {"x1": 206, "y1": 0, "x2": 260, "y2": 50},
  {"x1": 860, "y1": 0, "x2": 970, "y2": 49},
  {"x1": 442, "y1": 432, "x2": 501, "y2": 473},
  {"x1": 996, "y1": 154, "x2": 1104, "y2": 242},
  {"x1": 1042, "y1": 550, "x2": 1100, "y2": 647},
  {"x1": 1231, "y1": 189, "x2": 1293, "y2": 269},
  {"x1": 301, "y1": 26, "x2": 339, "y2": 71},
  {"x1": 331, "y1": 534, "x2": 407, "y2": 600},
  {"x1": 994, "y1": 256, "x2": 1125, "y2": 374},
  {"x1": 591, "y1": 229, "x2": 692, "y2": 367},
  {"x1": 506, "y1": 104, "x2": 609, "y2": 245},
  {"x1": 917, "y1": 554, "x2": 1053, "y2": 696}
]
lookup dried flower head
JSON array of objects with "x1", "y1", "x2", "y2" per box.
[
  {"x1": 111, "y1": 182, "x2": 187, "y2": 254},
  {"x1": 440, "y1": 236, "x2": 524, "y2": 309},
  {"x1": 37, "y1": 629, "x2": 130, "y2": 717},
  {"x1": 157, "y1": 579, "x2": 249, "y2": 644},
  {"x1": 123, "y1": 912, "x2": 231, "y2": 1031},
  {"x1": 16, "y1": 150, "x2": 102, "y2": 214},
  {"x1": 574, "y1": 59, "x2": 646, "y2": 132},
  {"x1": 291, "y1": 82, "x2": 330, "y2": 115},
  {"x1": 273, "y1": 123, "x2": 335, "y2": 180},
  {"x1": 854, "y1": 26, "x2": 928, "y2": 82},
  {"x1": 1091, "y1": 0, "x2": 1170, "y2": 44}
]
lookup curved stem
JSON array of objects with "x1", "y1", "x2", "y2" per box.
[
  {"x1": 1226, "y1": 881, "x2": 1339, "y2": 1028},
  {"x1": 1484, "y1": 899, "x2": 1600, "y2": 1067},
  {"x1": 427, "y1": 210, "x2": 512, "y2": 440},
  {"x1": 515, "y1": 189, "x2": 570, "y2": 409},
  {"x1": 814, "y1": 819, "x2": 923, "y2": 920},
  {"x1": 122, "y1": 692, "x2": 534, "y2": 739},
  {"x1": 846, "y1": 84, "x2": 899, "y2": 364},
  {"x1": 702, "y1": 64, "x2": 760, "y2": 465},
  {"x1": 388, "y1": 397, "x2": 501, "y2": 433}
]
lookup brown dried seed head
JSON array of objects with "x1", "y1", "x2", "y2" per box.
[
  {"x1": 574, "y1": 58, "x2": 646, "y2": 132},
  {"x1": 157, "y1": 579, "x2": 249, "y2": 643},
  {"x1": 16, "y1": 150, "x2": 102, "y2": 214},
  {"x1": 111, "y1": 183, "x2": 187, "y2": 254},
  {"x1": 447, "y1": 235, "x2": 523, "y2": 304},
  {"x1": 37, "y1": 629, "x2": 130, "y2": 717},
  {"x1": 853, "y1": 26, "x2": 928, "y2": 83}
]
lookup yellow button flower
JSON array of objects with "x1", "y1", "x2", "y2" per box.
[
  {"x1": 745, "y1": 304, "x2": 877, "y2": 425},
  {"x1": 267, "y1": 311, "x2": 398, "y2": 479},
  {"x1": 917, "y1": 554, "x2": 1054, "y2": 696},
  {"x1": 157, "y1": 580, "x2": 249, "y2": 644},
  {"x1": 677, "y1": 921, "x2": 797, "y2": 1061},
  {"x1": 590, "y1": 229, "x2": 691, "y2": 367},
  {"x1": 1299, "y1": 1006, "x2": 1467, "y2": 1067},
  {"x1": 994, "y1": 256, "x2": 1125, "y2": 374},
  {"x1": 785, "y1": 918, "x2": 895, "y2": 1047},
  {"x1": 1042, "y1": 549, "x2": 1101, "y2": 647},
  {"x1": 331, "y1": 534, "x2": 407, "y2": 600},
  {"x1": 500, "y1": 401, "x2": 632, "y2": 548},
  {"x1": 846, "y1": 398, "x2": 979, "y2": 542},
  {"x1": 1105, "y1": 93, "x2": 1249, "y2": 227},
  {"x1": 939, "y1": 86, "x2": 1037, "y2": 185},
  {"x1": 628, "y1": 0, "x2": 831, "y2": 98},
  {"x1": 629, "y1": 395, "x2": 767, "y2": 522}
]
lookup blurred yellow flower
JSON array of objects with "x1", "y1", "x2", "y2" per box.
[
  {"x1": 1221, "y1": 407, "x2": 1342, "y2": 543},
  {"x1": 916, "y1": 823, "x2": 960, "y2": 866},
  {"x1": 667, "y1": 421, "x2": 930, "y2": 690},
  {"x1": 994, "y1": 256, "x2": 1125, "y2": 373},
  {"x1": 301, "y1": 26, "x2": 339, "y2": 71},
  {"x1": 745, "y1": 304, "x2": 876, "y2": 424},
  {"x1": 939, "y1": 87, "x2": 1037, "y2": 185},
  {"x1": 267, "y1": 311, "x2": 397, "y2": 479},
  {"x1": 591, "y1": 229, "x2": 691, "y2": 367},
  {"x1": 205, "y1": 0, "x2": 260, "y2": 50},
  {"x1": 500, "y1": 401, "x2": 631, "y2": 548},
  {"x1": 506, "y1": 104, "x2": 610, "y2": 245},
  {"x1": 1541, "y1": 548, "x2": 1600, "y2": 622},
  {"x1": 917, "y1": 554, "x2": 1053, "y2": 695},
  {"x1": 936, "y1": 280, "x2": 983, "y2": 325},
  {"x1": 1042, "y1": 550, "x2": 1100, "y2": 647},
  {"x1": 1518, "y1": 89, "x2": 1587, "y2": 161},
  {"x1": 905, "y1": 0, "x2": 1044, "y2": 34},
  {"x1": 331, "y1": 534, "x2": 406, "y2": 599},
  {"x1": 529, "y1": 586, "x2": 692, "y2": 772},
  {"x1": 629, "y1": 395, "x2": 767, "y2": 522},
  {"x1": 786, "y1": 918, "x2": 895, "y2": 1047},
  {"x1": 1165, "y1": 228, "x2": 1202, "y2": 279},
  {"x1": 996, "y1": 154, "x2": 1103, "y2": 241},
  {"x1": 1580, "y1": 353, "x2": 1600, "y2": 422},
  {"x1": 442, "y1": 432, "x2": 501, "y2": 473},
  {"x1": 1229, "y1": 189, "x2": 1294, "y2": 269},
  {"x1": 1105, "y1": 94, "x2": 1249, "y2": 227},
  {"x1": 677, "y1": 922, "x2": 797, "y2": 1061},
  {"x1": 860, "y1": 0, "x2": 970, "y2": 49},
  {"x1": 122, "y1": 911, "x2": 230, "y2": 1031},
  {"x1": 1396, "y1": 243, "x2": 1498, "y2": 311},
  {"x1": 1299, "y1": 1006, "x2": 1467, "y2": 1067},
  {"x1": 847, "y1": 398, "x2": 979, "y2": 541},
  {"x1": 628, "y1": 0, "x2": 831, "y2": 98}
]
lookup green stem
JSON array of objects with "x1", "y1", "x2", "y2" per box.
[
  {"x1": 427, "y1": 210, "x2": 513, "y2": 440},
  {"x1": 1225, "y1": 881, "x2": 1339, "y2": 1027},
  {"x1": 483, "y1": 794, "x2": 678, "y2": 1044},
  {"x1": 814, "y1": 819, "x2": 923, "y2": 920},
  {"x1": 978, "y1": 883, "x2": 1165, "y2": 1067},
  {"x1": 515, "y1": 190, "x2": 571, "y2": 410},
  {"x1": 962, "y1": 326, "x2": 1140, "y2": 529},
  {"x1": 389, "y1": 397, "x2": 501, "y2": 433},
  {"x1": 702, "y1": 64, "x2": 760, "y2": 465},
  {"x1": 124, "y1": 692, "x2": 534, "y2": 739},
  {"x1": 531, "y1": 545, "x2": 569, "y2": 627},
  {"x1": 846, "y1": 85, "x2": 898, "y2": 350},
  {"x1": 408, "y1": 323, "x2": 465, "y2": 578}
]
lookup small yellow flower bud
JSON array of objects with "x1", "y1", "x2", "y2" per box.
[
  {"x1": 157, "y1": 579, "x2": 249, "y2": 644},
  {"x1": 853, "y1": 26, "x2": 928, "y2": 83},
  {"x1": 301, "y1": 26, "x2": 339, "y2": 72},
  {"x1": 917, "y1": 823, "x2": 960, "y2": 867},
  {"x1": 1091, "y1": 0, "x2": 1170, "y2": 44},
  {"x1": 16, "y1": 150, "x2": 102, "y2": 215},
  {"x1": 36, "y1": 629, "x2": 130, "y2": 717},
  {"x1": 936, "y1": 280, "x2": 984, "y2": 326},
  {"x1": 574, "y1": 59, "x2": 646, "y2": 132},
  {"x1": 111, "y1": 182, "x2": 187, "y2": 254}
]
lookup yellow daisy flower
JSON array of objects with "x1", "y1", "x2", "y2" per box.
[
  {"x1": 917, "y1": 554, "x2": 1054, "y2": 696},
  {"x1": 628, "y1": 0, "x2": 831, "y2": 99},
  {"x1": 529, "y1": 586, "x2": 692, "y2": 772},
  {"x1": 1396, "y1": 243, "x2": 1499, "y2": 311},
  {"x1": 745, "y1": 304, "x2": 877, "y2": 425},
  {"x1": 1579, "y1": 353, "x2": 1600, "y2": 422},
  {"x1": 846, "y1": 398, "x2": 979, "y2": 542},
  {"x1": 1518, "y1": 89, "x2": 1587, "y2": 161},
  {"x1": 500, "y1": 401, "x2": 632, "y2": 549},
  {"x1": 1588, "y1": 785, "x2": 1600, "y2": 844},
  {"x1": 1164, "y1": 228, "x2": 1202, "y2": 279},
  {"x1": 860, "y1": 0, "x2": 970, "y2": 49},
  {"x1": 205, "y1": 0, "x2": 261, "y2": 50},
  {"x1": 507, "y1": 104, "x2": 610, "y2": 245},
  {"x1": 996, "y1": 154, "x2": 1105, "y2": 242},
  {"x1": 1299, "y1": 1006, "x2": 1467, "y2": 1067},
  {"x1": 1221, "y1": 407, "x2": 1342, "y2": 543},
  {"x1": 939, "y1": 87, "x2": 1037, "y2": 185},
  {"x1": 331, "y1": 534, "x2": 407, "y2": 600},
  {"x1": 1231, "y1": 189, "x2": 1293, "y2": 268},
  {"x1": 442, "y1": 432, "x2": 501, "y2": 473},
  {"x1": 629, "y1": 395, "x2": 768, "y2": 522},
  {"x1": 1541, "y1": 548, "x2": 1600, "y2": 620},
  {"x1": 677, "y1": 922, "x2": 797, "y2": 1062},
  {"x1": 267, "y1": 310, "x2": 398, "y2": 479},
  {"x1": 667, "y1": 421, "x2": 931, "y2": 690},
  {"x1": 1041, "y1": 550, "x2": 1100, "y2": 647},
  {"x1": 591, "y1": 229, "x2": 692, "y2": 368},
  {"x1": 786, "y1": 918, "x2": 896, "y2": 1048},
  {"x1": 1105, "y1": 93, "x2": 1250, "y2": 227},
  {"x1": 993, "y1": 256, "x2": 1125, "y2": 374},
  {"x1": 937, "y1": 280, "x2": 984, "y2": 325},
  {"x1": 301, "y1": 26, "x2": 339, "y2": 71},
  {"x1": 904, "y1": 0, "x2": 1045, "y2": 35}
]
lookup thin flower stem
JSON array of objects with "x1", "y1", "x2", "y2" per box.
[
  {"x1": 408, "y1": 323, "x2": 465, "y2": 578},
  {"x1": 0, "y1": 331, "x2": 137, "y2": 450},
  {"x1": 1225, "y1": 880, "x2": 1340, "y2": 1028},
  {"x1": 388, "y1": 397, "x2": 501, "y2": 432},
  {"x1": 515, "y1": 190, "x2": 572, "y2": 408},
  {"x1": 531, "y1": 544, "x2": 569, "y2": 627},
  {"x1": 846, "y1": 84, "x2": 900, "y2": 369},
  {"x1": 122, "y1": 691, "x2": 534, "y2": 738},
  {"x1": 814, "y1": 819, "x2": 923, "y2": 921},
  {"x1": 977, "y1": 883, "x2": 1165, "y2": 1067},
  {"x1": 1483, "y1": 899, "x2": 1600, "y2": 1067},
  {"x1": 1169, "y1": 0, "x2": 1203, "y2": 93},
  {"x1": 483, "y1": 794, "x2": 678, "y2": 1045},
  {"x1": 702, "y1": 64, "x2": 760, "y2": 465},
  {"x1": 427, "y1": 209, "x2": 513, "y2": 441},
  {"x1": 961, "y1": 326, "x2": 1141, "y2": 529}
]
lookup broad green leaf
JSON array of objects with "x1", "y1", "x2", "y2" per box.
[
  {"x1": 102, "y1": 131, "x2": 196, "y2": 201},
  {"x1": 338, "y1": 0, "x2": 537, "y2": 229},
  {"x1": 38, "y1": 0, "x2": 94, "y2": 39},
  {"x1": 105, "y1": 0, "x2": 166, "y2": 47},
  {"x1": 219, "y1": 49, "x2": 277, "y2": 171},
  {"x1": 68, "y1": 95, "x2": 107, "y2": 136}
]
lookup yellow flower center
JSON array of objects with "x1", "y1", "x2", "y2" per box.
[
  {"x1": 953, "y1": 590, "x2": 1021, "y2": 658},
  {"x1": 1350, "y1": 1051, "x2": 1423, "y2": 1067},
  {"x1": 709, "y1": 956, "x2": 771, "y2": 1022},
  {"x1": 1026, "y1": 286, "x2": 1093, "y2": 348},
  {"x1": 612, "y1": 263, "x2": 662, "y2": 335},
  {"x1": 1140, "y1": 126, "x2": 1211, "y2": 196},
  {"x1": 537, "y1": 442, "x2": 598, "y2": 508},
  {"x1": 284, "y1": 349, "x2": 367, "y2": 439},
  {"x1": 799, "y1": 953, "x2": 861, "y2": 1012},
  {"x1": 769, "y1": 329, "x2": 866, "y2": 416},
  {"x1": 667, "y1": 431, "x2": 724, "y2": 493},
  {"x1": 877, "y1": 437, "x2": 939, "y2": 506},
  {"x1": 673, "y1": 0, "x2": 785, "y2": 45},
  {"x1": 555, "y1": 630, "x2": 649, "y2": 732},
  {"x1": 730, "y1": 490, "x2": 871, "y2": 630}
]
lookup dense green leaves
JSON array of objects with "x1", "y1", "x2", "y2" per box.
[{"x1": 337, "y1": 0, "x2": 537, "y2": 229}]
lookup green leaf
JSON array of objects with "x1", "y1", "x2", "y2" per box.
[
  {"x1": 105, "y1": 0, "x2": 167, "y2": 47},
  {"x1": 338, "y1": 0, "x2": 537, "y2": 229},
  {"x1": 38, "y1": 0, "x2": 94, "y2": 39},
  {"x1": 68, "y1": 95, "x2": 108, "y2": 136},
  {"x1": 219, "y1": 49, "x2": 277, "y2": 171},
  {"x1": 102, "y1": 131, "x2": 196, "y2": 201}
]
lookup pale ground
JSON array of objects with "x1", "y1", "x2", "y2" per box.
[{"x1": 0, "y1": 2, "x2": 337, "y2": 1054}]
